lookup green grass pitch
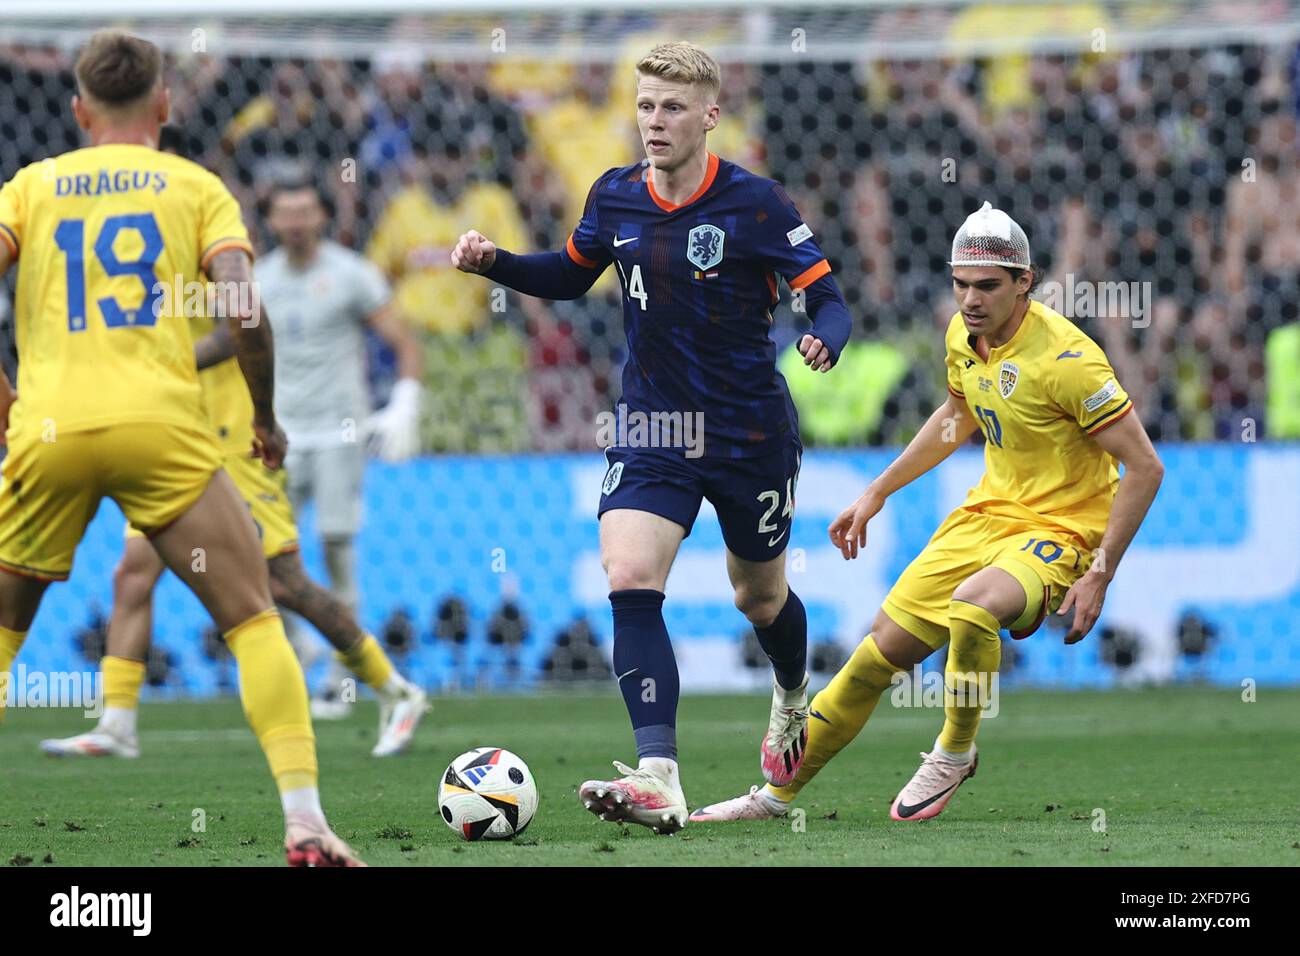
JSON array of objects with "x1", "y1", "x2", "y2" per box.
[{"x1": 2, "y1": 686, "x2": 1296, "y2": 866}]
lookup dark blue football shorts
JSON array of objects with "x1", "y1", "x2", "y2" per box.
[{"x1": 597, "y1": 441, "x2": 802, "y2": 563}]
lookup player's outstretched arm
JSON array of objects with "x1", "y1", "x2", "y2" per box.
[
  {"x1": 194, "y1": 323, "x2": 236, "y2": 370},
  {"x1": 365, "y1": 302, "x2": 424, "y2": 462},
  {"x1": 1056, "y1": 411, "x2": 1164, "y2": 644},
  {"x1": 797, "y1": 274, "x2": 853, "y2": 373},
  {"x1": 451, "y1": 229, "x2": 605, "y2": 301},
  {"x1": 830, "y1": 394, "x2": 977, "y2": 559},
  {"x1": 207, "y1": 247, "x2": 287, "y2": 468},
  {"x1": 367, "y1": 302, "x2": 422, "y2": 382}
]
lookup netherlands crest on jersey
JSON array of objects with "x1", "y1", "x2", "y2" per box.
[
  {"x1": 686, "y1": 224, "x2": 725, "y2": 271},
  {"x1": 999, "y1": 360, "x2": 1019, "y2": 399}
]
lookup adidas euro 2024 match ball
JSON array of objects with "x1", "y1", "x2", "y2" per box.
[{"x1": 438, "y1": 747, "x2": 539, "y2": 841}]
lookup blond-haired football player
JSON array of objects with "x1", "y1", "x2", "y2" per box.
[
  {"x1": 454, "y1": 41, "x2": 855, "y2": 833},
  {"x1": 0, "y1": 31, "x2": 361, "y2": 865},
  {"x1": 691, "y1": 201, "x2": 1165, "y2": 823}
]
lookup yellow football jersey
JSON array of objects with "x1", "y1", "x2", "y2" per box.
[
  {"x1": 0, "y1": 143, "x2": 253, "y2": 437},
  {"x1": 944, "y1": 299, "x2": 1133, "y2": 547},
  {"x1": 190, "y1": 311, "x2": 256, "y2": 455}
]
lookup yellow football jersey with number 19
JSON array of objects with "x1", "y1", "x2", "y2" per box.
[
  {"x1": 0, "y1": 143, "x2": 253, "y2": 439},
  {"x1": 944, "y1": 299, "x2": 1134, "y2": 549}
]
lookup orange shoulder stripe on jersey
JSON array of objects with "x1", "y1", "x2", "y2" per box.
[
  {"x1": 1085, "y1": 399, "x2": 1133, "y2": 435},
  {"x1": 647, "y1": 152, "x2": 720, "y2": 213},
  {"x1": 200, "y1": 237, "x2": 254, "y2": 272},
  {"x1": 789, "y1": 259, "x2": 831, "y2": 290},
  {"x1": 0, "y1": 223, "x2": 18, "y2": 258},
  {"x1": 565, "y1": 234, "x2": 599, "y2": 269}
]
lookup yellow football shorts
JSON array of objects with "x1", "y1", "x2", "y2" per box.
[
  {"x1": 0, "y1": 422, "x2": 222, "y2": 581},
  {"x1": 881, "y1": 507, "x2": 1095, "y2": 650},
  {"x1": 125, "y1": 451, "x2": 299, "y2": 560}
]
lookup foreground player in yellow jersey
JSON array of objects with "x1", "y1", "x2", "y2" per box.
[
  {"x1": 39, "y1": 301, "x2": 428, "y2": 762},
  {"x1": 691, "y1": 202, "x2": 1165, "y2": 823},
  {"x1": 0, "y1": 31, "x2": 361, "y2": 865}
]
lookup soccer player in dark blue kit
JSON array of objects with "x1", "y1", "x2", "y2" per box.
[{"x1": 452, "y1": 42, "x2": 854, "y2": 833}]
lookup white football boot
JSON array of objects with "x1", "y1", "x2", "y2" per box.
[
  {"x1": 890, "y1": 744, "x2": 978, "y2": 821},
  {"x1": 372, "y1": 685, "x2": 429, "y2": 757},
  {"x1": 689, "y1": 785, "x2": 790, "y2": 823},
  {"x1": 41, "y1": 728, "x2": 140, "y2": 759},
  {"x1": 579, "y1": 760, "x2": 688, "y2": 835},
  {"x1": 761, "y1": 675, "x2": 810, "y2": 787}
]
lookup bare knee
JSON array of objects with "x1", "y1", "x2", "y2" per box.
[
  {"x1": 870, "y1": 607, "x2": 934, "y2": 669},
  {"x1": 734, "y1": 581, "x2": 786, "y2": 628},
  {"x1": 604, "y1": 557, "x2": 665, "y2": 593},
  {"x1": 112, "y1": 546, "x2": 163, "y2": 612},
  {"x1": 951, "y1": 568, "x2": 1024, "y2": 626},
  {"x1": 207, "y1": 559, "x2": 274, "y2": 632}
]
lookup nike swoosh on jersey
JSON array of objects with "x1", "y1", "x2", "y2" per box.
[
  {"x1": 613, "y1": 236, "x2": 638, "y2": 247},
  {"x1": 893, "y1": 782, "x2": 961, "y2": 818},
  {"x1": 1056, "y1": 350, "x2": 1084, "y2": 360}
]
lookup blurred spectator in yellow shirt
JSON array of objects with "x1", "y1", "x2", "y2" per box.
[
  {"x1": 526, "y1": 64, "x2": 636, "y2": 231},
  {"x1": 367, "y1": 142, "x2": 546, "y2": 450},
  {"x1": 367, "y1": 142, "x2": 533, "y2": 335},
  {"x1": 947, "y1": 2, "x2": 1112, "y2": 115}
]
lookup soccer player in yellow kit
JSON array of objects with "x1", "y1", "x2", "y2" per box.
[
  {"x1": 38, "y1": 288, "x2": 428, "y2": 761},
  {"x1": 0, "y1": 31, "x2": 362, "y2": 865},
  {"x1": 691, "y1": 201, "x2": 1165, "y2": 823}
]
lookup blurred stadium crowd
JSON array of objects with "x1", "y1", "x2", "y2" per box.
[{"x1": 3, "y1": 13, "x2": 1299, "y2": 451}]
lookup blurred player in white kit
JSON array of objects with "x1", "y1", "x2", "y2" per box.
[{"x1": 256, "y1": 177, "x2": 425, "y2": 717}]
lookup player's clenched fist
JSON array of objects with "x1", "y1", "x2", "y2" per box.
[
  {"x1": 451, "y1": 230, "x2": 497, "y2": 274},
  {"x1": 253, "y1": 419, "x2": 289, "y2": 471},
  {"x1": 828, "y1": 488, "x2": 885, "y2": 560},
  {"x1": 798, "y1": 334, "x2": 834, "y2": 372}
]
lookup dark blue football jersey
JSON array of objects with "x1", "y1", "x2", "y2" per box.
[{"x1": 566, "y1": 153, "x2": 832, "y2": 459}]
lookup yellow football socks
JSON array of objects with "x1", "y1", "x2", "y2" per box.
[
  {"x1": 224, "y1": 609, "x2": 317, "y2": 793},
  {"x1": 938, "y1": 600, "x2": 1001, "y2": 754},
  {"x1": 101, "y1": 655, "x2": 146, "y2": 711},
  {"x1": 0, "y1": 626, "x2": 27, "y2": 720},
  {"x1": 767, "y1": 634, "x2": 902, "y2": 802},
  {"x1": 336, "y1": 633, "x2": 395, "y2": 693}
]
